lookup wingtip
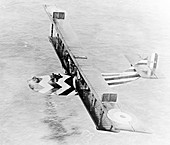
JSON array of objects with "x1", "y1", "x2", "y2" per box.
[
  {"x1": 107, "y1": 109, "x2": 152, "y2": 134},
  {"x1": 114, "y1": 126, "x2": 152, "y2": 134}
]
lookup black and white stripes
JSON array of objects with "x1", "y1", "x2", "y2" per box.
[
  {"x1": 102, "y1": 67, "x2": 141, "y2": 87},
  {"x1": 28, "y1": 74, "x2": 76, "y2": 96}
]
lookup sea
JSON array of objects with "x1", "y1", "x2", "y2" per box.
[{"x1": 0, "y1": 0, "x2": 170, "y2": 145}]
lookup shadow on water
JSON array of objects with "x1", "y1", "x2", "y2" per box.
[{"x1": 41, "y1": 95, "x2": 81, "y2": 143}]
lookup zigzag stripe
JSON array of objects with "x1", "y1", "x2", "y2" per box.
[{"x1": 55, "y1": 76, "x2": 75, "y2": 95}]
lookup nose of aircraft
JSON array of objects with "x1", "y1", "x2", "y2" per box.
[
  {"x1": 27, "y1": 77, "x2": 43, "y2": 92},
  {"x1": 27, "y1": 79, "x2": 35, "y2": 90}
]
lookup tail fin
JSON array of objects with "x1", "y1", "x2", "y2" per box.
[
  {"x1": 147, "y1": 53, "x2": 158, "y2": 77},
  {"x1": 134, "y1": 53, "x2": 158, "y2": 78}
]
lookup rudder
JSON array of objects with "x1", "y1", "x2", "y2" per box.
[{"x1": 147, "y1": 53, "x2": 158, "y2": 77}]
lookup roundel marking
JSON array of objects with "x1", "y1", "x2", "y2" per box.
[{"x1": 107, "y1": 109, "x2": 132, "y2": 124}]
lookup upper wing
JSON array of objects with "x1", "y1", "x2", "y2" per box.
[
  {"x1": 43, "y1": 5, "x2": 81, "y2": 49},
  {"x1": 43, "y1": 5, "x2": 149, "y2": 133},
  {"x1": 77, "y1": 59, "x2": 149, "y2": 133}
]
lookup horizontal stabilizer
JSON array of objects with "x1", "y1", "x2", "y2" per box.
[{"x1": 102, "y1": 71, "x2": 140, "y2": 87}]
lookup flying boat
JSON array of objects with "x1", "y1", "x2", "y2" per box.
[{"x1": 28, "y1": 5, "x2": 158, "y2": 133}]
